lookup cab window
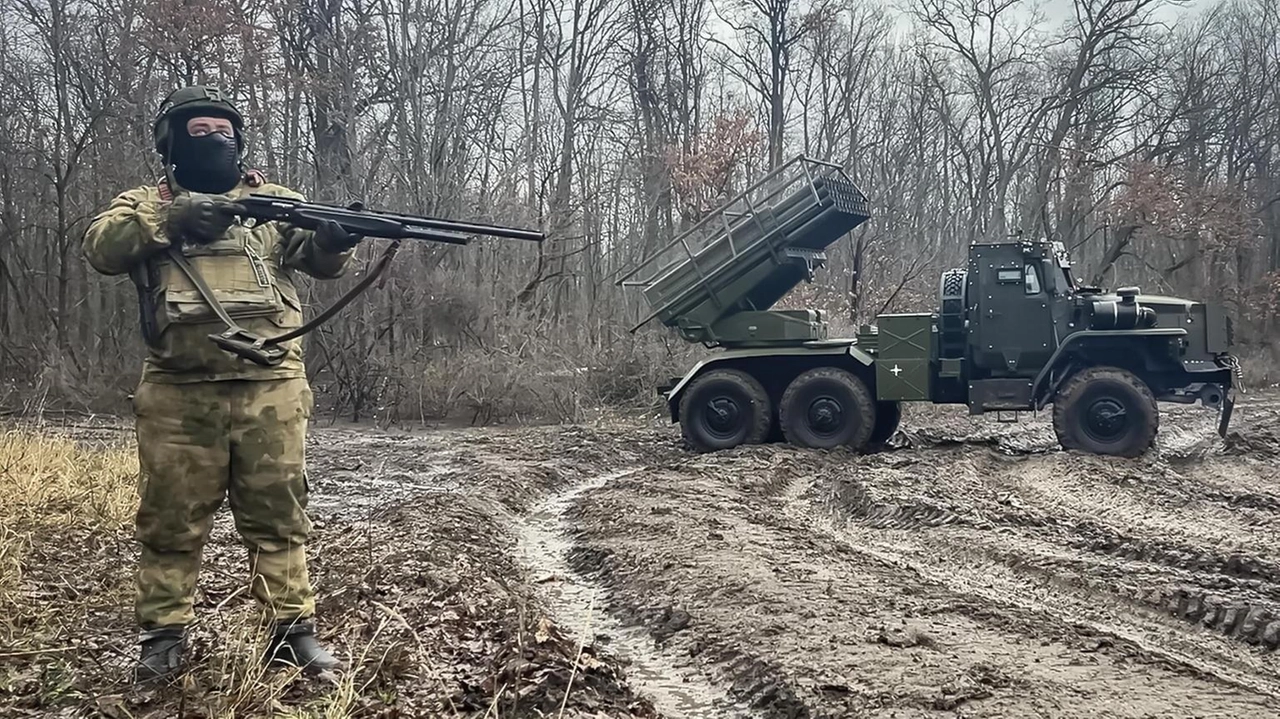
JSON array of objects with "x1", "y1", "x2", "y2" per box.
[{"x1": 1024, "y1": 264, "x2": 1042, "y2": 294}]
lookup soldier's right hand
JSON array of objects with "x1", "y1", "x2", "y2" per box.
[{"x1": 167, "y1": 193, "x2": 246, "y2": 244}]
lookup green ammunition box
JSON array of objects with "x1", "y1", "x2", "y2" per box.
[{"x1": 875, "y1": 313, "x2": 934, "y2": 401}]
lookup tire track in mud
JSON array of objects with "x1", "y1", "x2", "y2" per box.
[
  {"x1": 837, "y1": 458, "x2": 1280, "y2": 610},
  {"x1": 807, "y1": 439, "x2": 1280, "y2": 704},
  {"x1": 553, "y1": 445, "x2": 1280, "y2": 717},
  {"x1": 515, "y1": 468, "x2": 766, "y2": 719},
  {"x1": 303, "y1": 424, "x2": 774, "y2": 717},
  {"x1": 934, "y1": 530, "x2": 1280, "y2": 645},
  {"x1": 848, "y1": 539, "x2": 1280, "y2": 701},
  {"x1": 972, "y1": 451, "x2": 1280, "y2": 650},
  {"x1": 825, "y1": 485, "x2": 1280, "y2": 637},
  {"x1": 558, "y1": 465, "x2": 851, "y2": 718},
  {"x1": 802, "y1": 482, "x2": 1280, "y2": 696},
  {"x1": 298, "y1": 400, "x2": 1280, "y2": 717}
]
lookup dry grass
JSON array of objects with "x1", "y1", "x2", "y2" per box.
[
  {"x1": 0, "y1": 428, "x2": 137, "y2": 655},
  {"x1": 0, "y1": 428, "x2": 375, "y2": 717},
  {"x1": 0, "y1": 426, "x2": 137, "y2": 528},
  {"x1": 0, "y1": 424, "x2": 658, "y2": 718}
]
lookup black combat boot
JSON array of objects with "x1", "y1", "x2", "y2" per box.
[
  {"x1": 134, "y1": 625, "x2": 186, "y2": 685},
  {"x1": 264, "y1": 619, "x2": 343, "y2": 675}
]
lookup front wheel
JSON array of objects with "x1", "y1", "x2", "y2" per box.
[
  {"x1": 678, "y1": 368, "x2": 772, "y2": 452},
  {"x1": 1052, "y1": 366, "x2": 1158, "y2": 458},
  {"x1": 779, "y1": 368, "x2": 876, "y2": 451}
]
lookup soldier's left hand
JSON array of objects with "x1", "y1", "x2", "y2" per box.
[{"x1": 313, "y1": 220, "x2": 364, "y2": 253}]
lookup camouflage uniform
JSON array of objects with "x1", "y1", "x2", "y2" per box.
[
  {"x1": 81, "y1": 88, "x2": 355, "y2": 676},
  {"x1": 84, "y1": 176, "x2": 352, "y2": 630}
]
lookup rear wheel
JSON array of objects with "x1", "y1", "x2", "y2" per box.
[
  {"x1": 868, "y1": 401, "x2": 902, "y2": 448},
  {"x1": 779, "y1": 367, "x2": 876, "y2": 451},
  {"x1": 1052, "y1": 366, "x2": 1158, "y2": 458},
  {"x1": 678, "y1": 368, "x2": 772, "y2": 452}
]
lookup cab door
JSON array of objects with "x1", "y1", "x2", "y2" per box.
[{"x1": 974, "y1": 259, "x2": 1056, "y2": 375}]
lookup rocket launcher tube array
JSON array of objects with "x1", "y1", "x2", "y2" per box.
[{"x1": 625, "y1": 166, "x2": 870, "y2": 336}]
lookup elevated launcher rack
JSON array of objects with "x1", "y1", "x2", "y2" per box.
[{"x1": 616, "y1": 156, "x2": 872, "y2": 348}]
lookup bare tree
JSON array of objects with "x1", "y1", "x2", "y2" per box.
[
  {"x1": 0, "y1": 0, "x2": 1275, "y2": 419},
  {"x1": 707, "y1": 0, "x2": 826, "y2": 169}
]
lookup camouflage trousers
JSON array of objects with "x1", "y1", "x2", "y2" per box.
[{"x1": 132, "y1": 377, "x2": 316, "y2": 629}]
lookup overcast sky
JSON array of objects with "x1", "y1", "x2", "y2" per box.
[
  {"x1": 705, "y1": 0, "x2": 1220, "y2": 42},
  {"x1": 1021, "y1": 0, "x2": 1212, "y2": 27}
]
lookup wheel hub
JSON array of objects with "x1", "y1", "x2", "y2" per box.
[
  {"x1": 1085, "y1": 398, "x2": 1128, "y2": 441},
  {"x1": 807, "y1": 396, "x2": 844, "y2": 436},
  {"x1": 703, "y1": 397, "x2": 742, "y2": 438}
]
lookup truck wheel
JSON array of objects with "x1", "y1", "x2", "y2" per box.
[
  {"x1": 779, "y1": 368, "x2": 876, "y2": 451},
  {"x1": 678, "y1": 369, "x2": 772, "y2": 451},
  {"x1": 868, "y1": 401, "x2": 902, "y2": 448},
  {"x1": 1052, "y1": 367, "x2": 1158, "y2": 458}
]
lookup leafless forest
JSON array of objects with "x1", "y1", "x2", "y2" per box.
[{"x1": 1, "y1": 0, "x2": 1277, "y2": 423}]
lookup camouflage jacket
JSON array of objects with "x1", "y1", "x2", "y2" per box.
[{"x1": 82, "y1": 177, "x2": 353, "y2": 384}]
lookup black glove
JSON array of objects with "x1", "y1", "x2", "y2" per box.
[
  {"x1": 167, "y1": 193, "x2": 244, "y2": 244},
  {"x1": 313, "y1": 219, "x2": 364, "y2": 253}
]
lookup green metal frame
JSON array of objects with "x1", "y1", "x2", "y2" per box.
[{"x1": 615, "y1": 155, "x2": 870, "y2": 348}]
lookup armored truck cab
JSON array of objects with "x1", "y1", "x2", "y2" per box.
[
  {"x1": 865, "y1": 239, "x2": 1237, "y2": 455},
  {"x1": 618, "y1": 156, "x2": 1239, "y2": 458}
]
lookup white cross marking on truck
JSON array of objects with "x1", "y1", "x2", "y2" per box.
[{"x1": 890, "y1": 365, "x2": 902, "y2": 376}]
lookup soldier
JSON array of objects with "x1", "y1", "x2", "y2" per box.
[{"x1": 81, "y1": 85, "x2": 362, "y2": 683}]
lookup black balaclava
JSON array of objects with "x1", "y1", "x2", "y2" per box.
[{"x1": 169, "y1": 116, "x2": 242, "y2": 194}]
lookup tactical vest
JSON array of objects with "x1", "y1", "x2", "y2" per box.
[
  {"x1": 131, "y1": 175, "x2": 304, "y2": 352},
  {"x1": 146, "y1": 225, "x2": 301, "y2": 340}
]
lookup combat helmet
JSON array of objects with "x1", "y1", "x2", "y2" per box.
[{"x1": 152, "y1": 85, "x2": 245, "y2": 156}]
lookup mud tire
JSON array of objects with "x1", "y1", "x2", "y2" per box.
[
  {"x1": 779, "y1": 368, "x2": 876, "y2": 451},
  {"x1": 1053, "y1": 366, "x2": 1158, "y2": 458},
  {"x1": 868, "y1": 401, "x2": 902, "y2": 448},
  {"x1": 678, "y1": 369, "x2": 772, "y2": 452}
]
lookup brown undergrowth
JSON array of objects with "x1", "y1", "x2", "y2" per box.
[
  {"x1": 0, "y1": 428, "x2": 137, "y2": 662},
  {"x1": 0, "y1": 426, "x2": 656, "y2": 718}
]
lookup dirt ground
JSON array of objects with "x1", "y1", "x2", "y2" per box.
[{"x1": 4, "y1": 391, "x2": 1280, "y2": 717}]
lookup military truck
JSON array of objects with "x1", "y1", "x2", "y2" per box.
[{"x1": 616, "y1": 156, "x2": 1239, "y2": 458}]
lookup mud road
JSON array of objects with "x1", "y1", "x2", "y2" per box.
[
  {"x1": 293, "y1": 392, "x2": 1280, "y2": 718},
  {"x1": 10, "y1": 393, "x2": 1280, "y2": 717}
]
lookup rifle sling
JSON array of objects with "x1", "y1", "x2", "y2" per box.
[
  {"x1": 165, "y1": 239, "x2": 403, "y2": 366},
  {"x1": 270, "y1": 239, "x2": 403, "y2": 344}
]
